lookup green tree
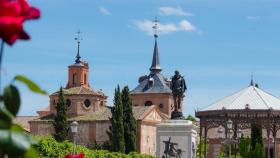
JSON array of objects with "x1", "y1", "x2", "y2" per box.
[
  {"x1": 186, "y1": 114, "x2": 196, "y2": 122},
  {"x1": 109, "y1": 85, "x2": 125, "y2": 153},
  {"x1": 251, "y1": 124, "x2": 263, "y2": 149},
  {"x1": 250, "y1": 124, "x2": 264, "y2": 158},
  {"x1": 196, "y1": 138, "x2": 209, "y2": 158},
  {"x1": 53, "y1": 87, "x2": 69, "y2": 142},
  {"x1": 238, "y1": 135, "x2": 251, "y2": 158},
  {"x1": 251, "y1": 143, "x2": 264, "y2": 158},
  {"x1": 217, "y1": 143, "x2": 241, "y2": 158},
  {"x1": 122, "y1": 86, "x2": 137, "y2": 153}
]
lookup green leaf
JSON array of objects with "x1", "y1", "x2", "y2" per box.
[
  {"x1": 0, "y1": 106, "x2": 13, "y2": 129},
  {"x1": 24, "y1": 133, "x2": 38, "y2": 146},
  {"x1": 10, "y1": 132, "x2": 31, "y2": 153},
  {"x1": 10, "y1": 124, "x2": 24, "y2": 132},
  {"x1": 0, "y1": 130, "x2": 31, "y2": 155},
  {"x1": 0, "y1": 130, "x2": 10, "y2": 146},
  {"x1": 24, "y1": 146, "x2": 38, "y2": 158},
  {"x1": 14, "y1": 75, "x2": 47, "y2": 95},
  {"x1": 3, "y1": 85, "x2": 20, "y2": 116}
]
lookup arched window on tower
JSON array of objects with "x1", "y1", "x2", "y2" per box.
[
  {"x1": 145, "y1": 101, "x2": 153, "y2": 106},
  {"x1": 100, "y1": 101, "x2": 104, "y2": 106},
  {"x1": 73, "y1": 73, "x2": 78, "y2": 86},
  {"x1": 66, "y1": 99, "x2": 71, "y2": 108},
  {"x1": 84, "y1": 74, "x2": 87, "y2": 85}
]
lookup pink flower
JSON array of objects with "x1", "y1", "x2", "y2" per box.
[{"x1": 0, "y1": 0, "x2": 40, "y2": 45}]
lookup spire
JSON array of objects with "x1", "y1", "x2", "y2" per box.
[
  {"x1": 150, "y1": 17, "x2": 162, "y2": 73},
  {"x1": 75, "y1": 30, "x2": 82, "y2": 63},
  {"x1": 250, "y1": 74, "x2": 254, "y2": 86}
]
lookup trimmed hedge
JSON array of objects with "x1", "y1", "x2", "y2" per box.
[{"x1": 36, "y1": 137, "x2": 155, "y2": 158}]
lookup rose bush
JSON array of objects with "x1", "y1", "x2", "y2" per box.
[
  {"x1": 0, "y1": 0, "x2": 40, "y2": 45},
  {"x1": 0, "y1": 0, "x2": 42, "y2": 157},
  {"x1": 65, "y1": 153, "x2": 85, "y2": 158}
]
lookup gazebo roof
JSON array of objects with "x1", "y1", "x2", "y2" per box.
[{"x1": 200, "y1": 85, "x2": 280, "y2": 111}]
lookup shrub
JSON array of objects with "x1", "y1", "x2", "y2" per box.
[{"x1": 35, "y1": 137, "x2": 155, "y2": 158}]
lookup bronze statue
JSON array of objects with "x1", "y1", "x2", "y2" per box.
[
  {"x1": 162, "y1": 137, "x2": 184, "y2": 158},
  {"x1": 171, "y1": 70, "x2": 187, "y2": 119}
]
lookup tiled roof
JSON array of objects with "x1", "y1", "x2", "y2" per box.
[
  {"x1": 32, "y1": 105, "x2": 163, "y2": 122},
  {"x1": 71, "y1": 107, "x2": 112, "y2": 121},
  {"x1": 132, "y1": 106, "x2": 154, "y2": 120},
  {"x1": 200, "y1": 85, "x2": 280, "y2": 111},
  {"x1": 131, "y1": 73, "x2": 172, "y2": 94},
  {"x1": 51, "y1": 86, "x2": 105, "y2": 96},
  {"x1": 69, "y1": 62, "x2": 84, "y2": 67},
  {"x1": 68, "y1": 61, "x2": 88, "y2": 67},
  {"x1": 13, "y1": 116, "x2": 39, "y2": 132},
  {"x1": 71, "y1": 106, "x2": 156, "y2": 121}
]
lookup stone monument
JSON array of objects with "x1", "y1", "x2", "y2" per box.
[
  {"x1": 156, "y1": 120, "x2": 197, "y2": 158},
  {"x1": 157, "y1": 70, "x2": 197, "y2": 158}
]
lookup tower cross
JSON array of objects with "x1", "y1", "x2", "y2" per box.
[
  {"x1": 74, "y1": 30, "x2": 82, "y2": 63},
  {"x1": 75, "y1": 30, "x2": 82, "y2": 43},
  {"x1": 152, "y1": 17, "x2": 160, "y2": 38}
]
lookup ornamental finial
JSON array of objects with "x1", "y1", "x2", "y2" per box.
[
  {"x1": 74, "y1": 30, "x2": 82, "y2": 63},
  {"x1": 152, "y1": 17, "x2": 159, "y2": 38},
  {"x1": 250, "y1": 74, "x2": 254, "y2": 86}
]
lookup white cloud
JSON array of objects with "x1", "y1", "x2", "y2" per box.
[
  {"x1": 98, "y1": 6, "x2": 111, "y2": 15},
  {"x1": 159, "y1": 6, "x2": 193, "y2": 16},
  {"x1": 133, "y1": 19, "x2": 196, "y2": 35},
  {"x1": 247, "y1": 16, "x2": 261, "y2": 20},
  {"x1": 179, "y1": 20, "x2": 196, "y2": 31}
]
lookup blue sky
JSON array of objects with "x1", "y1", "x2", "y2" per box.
[{"x1": 4, "y1": 0, "x2": 280, "y2": 116}]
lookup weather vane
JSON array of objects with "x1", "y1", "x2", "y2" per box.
[
  {"x1": 152, "y1": 17, "x2": 159, "y2": 38},
  {"x1": 75, "y1": 30, "x2": 82, "y2": 43},
  {"x1": 74, "y1": 30, "x2": 82, "y2": 63}
]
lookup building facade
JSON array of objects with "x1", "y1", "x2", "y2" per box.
[{"x1": 28, "y1": 32, "x2": 180, "y2": 155}]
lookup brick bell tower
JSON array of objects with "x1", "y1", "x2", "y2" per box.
[
  {"x1": 130, "y1": 18, "x2": 181, "y2": 117},
  {"x1": 36, "y1": 31, "x2": 108, "y2": 118},
  {"x1": 66, "y1": 31, "x2": 90, "y2": 88}
]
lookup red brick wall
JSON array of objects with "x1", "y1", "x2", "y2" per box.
[
  {"x1": 67, "y1": 65, "x2": 89, "y2": 88},
  {"x1": 131, "y1": 93, "x2": 178, "y2": 117}
]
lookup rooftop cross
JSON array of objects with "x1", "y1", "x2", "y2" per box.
[
  {"x1": 152, "y1": 17, "x2": 159, "y2": 38},
  {"x1": 74, "y1": 30, "x2": 82, "y2": 63},
  {"x1": 150, "y1": 17, "x2": 162, "y2": 73}
]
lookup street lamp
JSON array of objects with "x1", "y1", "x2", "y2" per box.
[
  {"x1": 227, "y1": 119, "x2": 233, "y2": 130},
  {"x1": 226, "y1": 120, "x2": 233, "y2": 158},
  {"x1": 234, "y1": 129, "x2": 242, "y2": 158},
  {"x1": 237, "y1": 129, "x2": 242, "y2": 142},
  {"x1": 218, "y1": 127, "x2": 223, "y2": 139},
  {"x1": 71, "y1": 121, "x2": 79, "y2": 154}
]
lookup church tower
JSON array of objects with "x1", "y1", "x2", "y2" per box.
[
  {"x1": 37, "y1": 31, "x2": 107, "y2": 117},
  {"x1": 67, "y1": 32, "x2": 89, "y2": 88},
  {"x1": 130, "y1": 18, "x2": 182, "y2": 117}
]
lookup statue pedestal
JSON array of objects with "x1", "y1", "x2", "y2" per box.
[{"x1": 156, "y1": 120, "x2": 197, "y2": 158}]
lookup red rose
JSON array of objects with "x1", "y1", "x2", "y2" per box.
[
  {"x1": 65, "y1": 153, "x2": 85, "y2": 158},
  {"x1": 0, "y1": 0, "x2": 40, "y2": 45}
]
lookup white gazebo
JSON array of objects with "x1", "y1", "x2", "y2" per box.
[{"x1": 196, "y1": 81, "x2": 280, "y2": 158}]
